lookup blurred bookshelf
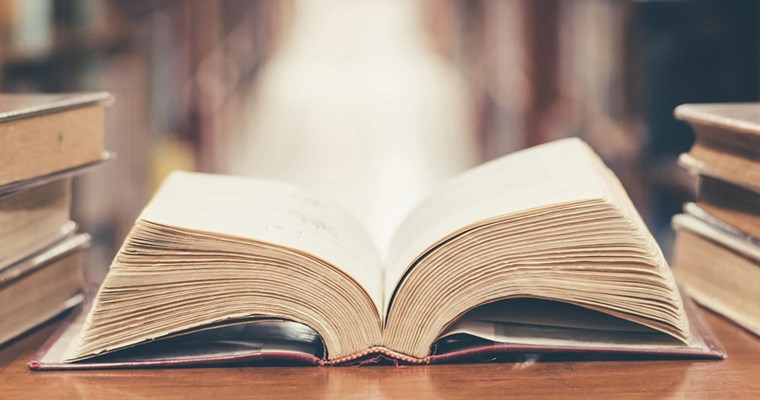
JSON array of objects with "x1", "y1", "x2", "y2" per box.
[
  {"x1": 0, "y1": 0, "x2": 286, "y2": 281},
  {"x1": 0, "y1": 0, "x2": 757, "y2": 279},
  {"x1": 429, "y1": 0, "x2": 759, "y2": 256}
]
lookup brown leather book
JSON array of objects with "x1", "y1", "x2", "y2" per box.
[
  {"x1": 29, "y1": 139, "x2": 725, "y2": 370},
  {"x1": 0, "y1": 92, "x2": 112, "y2": 187},
  {"x1": 675, "y1": 102, "x2": 760, "y2": 239},
  {"x1": 0, "y1": 180, "x2": 72, "y2": 270},
  {"x1": 0, "y1": 233, "x2": 90, "y2": 347},
  {"x1": 675, "y1": 103, "x2": 760, "y2": 192},
  {"x1": 696, "y1": 176, "x2": 760, "y2": 238},
  {"x1": 672, "y1": 206, "x2": 760, "y2": 338}
]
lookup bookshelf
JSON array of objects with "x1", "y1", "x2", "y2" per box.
[
  {"x1": 0, "y1": 0, "x2": 757, "y2": 281},
  {"x1": 0, "y1": 0, "x2": 285, "y2": 282}
]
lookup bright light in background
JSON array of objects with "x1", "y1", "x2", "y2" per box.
[{"x1": 226, "y1": 0, "x2": 479, "y2": 254}]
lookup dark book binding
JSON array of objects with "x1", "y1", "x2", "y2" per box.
[{"x1": 28, "y1": 288, "x2": 725, "y2": 370}]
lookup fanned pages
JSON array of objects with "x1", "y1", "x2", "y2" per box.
[
  {"x1": 381, "y1": 139, "x2": 688, "y2": 357},
  {"x1": 69, "y1": 174, "x2": 384, "y2": 361},
  {"x1": 57, "y1": 138, "x2": 706, "y2": 366}
]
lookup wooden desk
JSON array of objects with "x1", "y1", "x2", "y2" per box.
[{"x1": 1, "y1": 309, "x2": 758, "y2": 399}]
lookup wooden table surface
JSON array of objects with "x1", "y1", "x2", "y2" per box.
[{"x1": 1, "y1": 309, "x2": 759, "y2": 399}]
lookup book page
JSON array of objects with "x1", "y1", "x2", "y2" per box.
[
  {"x1": 438, "y1": 298, "x2": 699, "y2": 350},
  {"x1": 88, "y1": 320, "x2": 325, "y2": 363},
  {"x1": 440, "y1": 319, "x2": 685, "y2": 349},
  {"x1": 384, "y1": 138, "x2": 610, "y2": 312},
  {"x1": 448, "y1": 298, "x2": 655, "y2": 333},
  {"x1": 139, "y1": 171, "x2": 384, "y2": 315}
]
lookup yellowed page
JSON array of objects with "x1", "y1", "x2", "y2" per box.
[
  {"x1": 384, "y1": 138, "x2": 610, "y2": 312},
  {"x1": 139, "y1": 171, "x2": 384, "y2": 314}
]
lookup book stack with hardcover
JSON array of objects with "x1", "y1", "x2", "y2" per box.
[
  {"x1": 0, "y1": 92, "x2": 111, "y2": 346},
  {"x1": 672, "y1": 103, "x2": 760, "y2": 336}
]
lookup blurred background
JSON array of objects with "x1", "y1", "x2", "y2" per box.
[{"x1": 0, "y1": 0, "x2": 757, "y2": 280}]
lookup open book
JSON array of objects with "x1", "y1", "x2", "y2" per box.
[{"x1": 30, "y1": 138, "x2": 724, "y2": 369}]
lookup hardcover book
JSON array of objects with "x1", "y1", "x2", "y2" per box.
[
  {"x1": 675, "y1": 102, "x2": 760, "y2": 192},
  {"x1": 675, "y1": 103, "x2": 760, "y2": 239},
  {"x1": 30, "y1": 138, "x2": 724, "y2": 369},
  {"x1": 0, "y1": 179, "x2": 72, "y2": 269},
  {"x1": 1, "y1": 231, "x2": 90, "y2": 346},
  {"x1": 673, "y1": 205, "x2": 760, "y2": 337},
  {"x1": 695, "y1": 176, "x2": 760, "y2": 239},
  {"x1": 0, "y1": 91, "x2": 112, "y2": 187}
]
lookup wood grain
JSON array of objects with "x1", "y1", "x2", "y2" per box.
[{"x1": 1, "y1": 309, "x2": 758, "y2": 400}]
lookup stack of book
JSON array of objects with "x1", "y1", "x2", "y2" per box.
[
  {"x1": 0, "y1": 92, "x2": 111, "y2": 346},
  {"x1": 672, "y1": 103, "x2": 760, "y2": 336}
]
